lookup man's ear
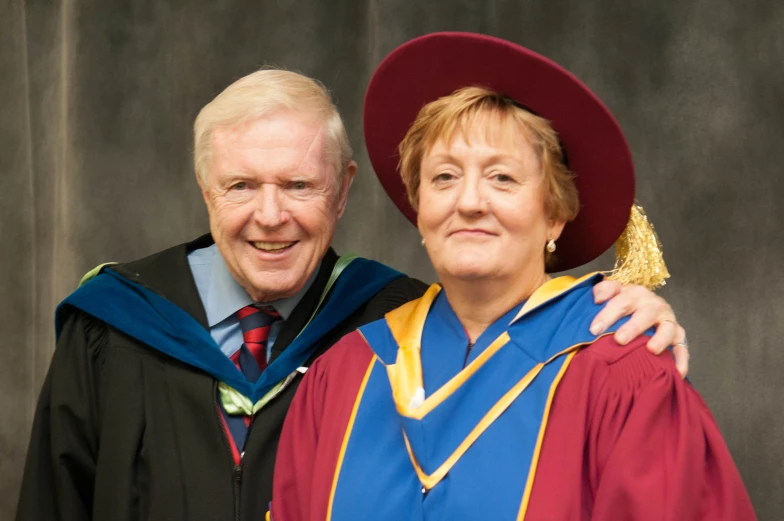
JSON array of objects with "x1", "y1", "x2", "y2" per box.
[{"x1": 336, "y1": 160, "x2": 357, "y2": 219}]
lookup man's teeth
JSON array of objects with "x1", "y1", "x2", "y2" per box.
[{"x1": 253, "y1": 241, "x2": 295, "y2": 251}]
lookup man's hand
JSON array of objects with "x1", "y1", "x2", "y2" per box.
[{"x1": 590, "y1": 280, "x2": 689, "y2": 378}]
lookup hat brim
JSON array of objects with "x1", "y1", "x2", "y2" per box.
[{"x1": 363, "y1": 32, "x2": 635, "y2": 272}]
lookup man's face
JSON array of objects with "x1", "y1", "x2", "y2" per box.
[{"x1": 200, "y1": 111, "x2": 355, "y2": 302}]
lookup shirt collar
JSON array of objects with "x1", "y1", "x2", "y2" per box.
[{"x1": 192, "y1": 244, "x2": 319, "y2": 327}]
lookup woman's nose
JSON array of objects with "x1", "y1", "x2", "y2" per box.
[{"x1": 455, "y1": 176, "x2": 487, "y2": 216}]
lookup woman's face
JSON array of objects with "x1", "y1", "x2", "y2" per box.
[{"x1": 417, "y1": 116, "x2": 565, "y2": 289}]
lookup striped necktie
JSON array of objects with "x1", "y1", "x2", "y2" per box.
[
  {"x1": 219, "y1": 304, "x2": 282, "y2": 458},
  {"x1": 231, "y1": 305, "x2": 281, "y2": 382}
]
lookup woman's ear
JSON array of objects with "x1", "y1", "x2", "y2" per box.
[{"x1": 548, "y1": 219, "x2": 567, "y2": 242}]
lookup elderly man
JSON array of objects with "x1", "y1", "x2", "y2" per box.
[{"x1": 16, "y1": 69, "x2": 687, "y2": 521}]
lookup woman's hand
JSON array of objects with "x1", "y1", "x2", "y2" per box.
[{"x1": 590, "y1": 280, "x2": 689, "y2": 378}]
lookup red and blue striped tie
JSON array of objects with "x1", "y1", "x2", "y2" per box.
[
  {"x1": 231, "y1": 304, "x2": 281, "y2": 382},
  {"x1": 219, "y1": 305, "x2": 282, "y2": 458}
]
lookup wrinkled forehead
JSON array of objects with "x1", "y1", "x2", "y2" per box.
[
  {"x1": 215, "y1": 110, "x2": 326, "y2": 143},
  {"x1": 207, "y1": 111, "x2": 335, "y2": 177},
  {"x1": 424, "y1": 107, "x2": 537, "y2": 157}
]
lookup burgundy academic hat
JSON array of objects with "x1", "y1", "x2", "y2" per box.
[{"x1": 363, "y1": 32, "x2": 636, "y2": 272}]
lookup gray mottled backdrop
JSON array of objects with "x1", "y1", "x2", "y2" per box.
[{"x1": 2, "y1": 0, "x2": 782, "y2": 518}]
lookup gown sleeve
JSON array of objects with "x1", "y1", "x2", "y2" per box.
[
  {"x1": 271, "y1": 331, "x2": 376, "y2": 521},
  {"x1": 269, "y1": 351, "x2": 327, "y2": 521},
  {"x1": 587, "y1": 337, "x2": 757, "y2": 520},
  {"x1": 15, "y1": 310, "x2": 105, "y2": 521}
]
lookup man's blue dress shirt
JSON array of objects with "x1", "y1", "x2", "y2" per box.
[{"x1": 187, "y1": 244, "x2": 318, "y2": 362}]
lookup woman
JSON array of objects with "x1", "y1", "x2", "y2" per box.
[{"x1": 271, "y1": 33, "x2": 755, "y2": 520}]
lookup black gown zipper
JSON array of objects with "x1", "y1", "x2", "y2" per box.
[
  {"x1": 213, "y1": 382, "x2": 243, "y2": 521},
  {"x1": 234, "y1": 463, "x2": 243, "y2": 521}
]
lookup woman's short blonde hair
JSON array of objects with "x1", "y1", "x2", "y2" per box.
[
  {"x1": 194, "y1": 68, "x2": 352, "y2": 184},
  {"x1": 398, "y1": 86, "x2": 580, "y2": 225}
]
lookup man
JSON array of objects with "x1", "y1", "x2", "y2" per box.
[{"x1": 16, "y1": 69, "x2": 687, "y2": 521}]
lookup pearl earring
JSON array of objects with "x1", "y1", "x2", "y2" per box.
[{"x1": 546, "y1": 239, "x2": 556, "y2": 253}]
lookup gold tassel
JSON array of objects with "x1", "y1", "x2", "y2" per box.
[{"x1": 607, "y1": 202, "x2": 670, "y2": 290}]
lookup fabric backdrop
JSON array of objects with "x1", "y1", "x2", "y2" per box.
[{"x1": 2, "y1": 0, "x2": 782, "y2": 518}]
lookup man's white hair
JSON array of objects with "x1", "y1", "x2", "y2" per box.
[{"x1": 193, "y1": 68, "x2": 352, "y2": 185}]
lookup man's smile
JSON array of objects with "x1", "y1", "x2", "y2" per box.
[{"x1": 252, "y1": 241, "x2": 297, "y2": 252}]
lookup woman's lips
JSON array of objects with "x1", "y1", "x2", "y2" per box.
[{"x1": 450, "y1": 229, "x2": 494, "y2": 237}]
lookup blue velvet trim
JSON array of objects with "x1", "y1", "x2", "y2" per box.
[{"x1": 56, "y1": 258, "x2": 403, "y2": 402}]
